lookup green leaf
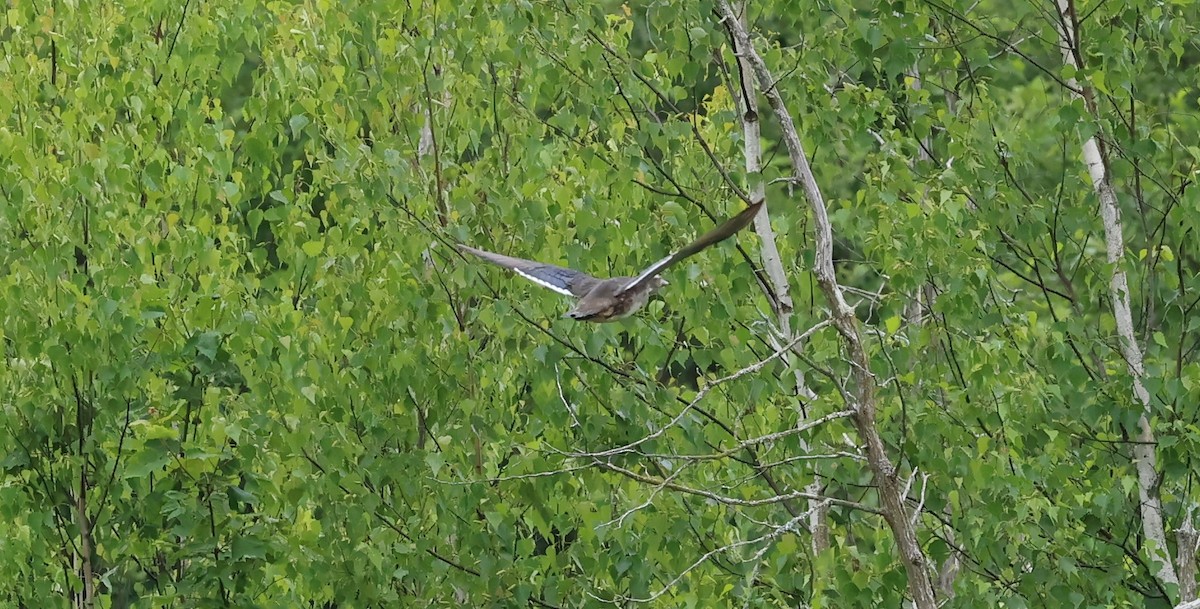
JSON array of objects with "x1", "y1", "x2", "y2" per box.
[
  {"x1": 289, "y1": 114, "x2": 310, "y2": 137},
  {"x1": 231, "y1": 536, "x2": 269, "y2": 560},
  {"x1": 426, "y1": 452, "x2": 445, "y2": 476},
  {"x1": 301, "y1": 240, "x2": 324, "y2": 257},
  {"x1": 123, "y1": 447, "x2": 171, "y2": 479},
  {"x1": 885, "y1": 315, "x2": 901, "y2": 335}
]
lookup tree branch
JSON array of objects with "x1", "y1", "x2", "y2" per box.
[{"x1": 714, "y1": 3, "x2": 939, "y2": 606}]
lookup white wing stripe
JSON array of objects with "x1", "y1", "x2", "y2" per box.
[
  {"x1": 512, "y1": 268, "x2": 576, "y2": 296},
  {"x1": 622, "y1": 254, "x2": 673, "y2": 293}
]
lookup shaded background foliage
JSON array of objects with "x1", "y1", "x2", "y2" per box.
[{"x1": 2, "y1": 0, "x2": 1198, "y2": 607}]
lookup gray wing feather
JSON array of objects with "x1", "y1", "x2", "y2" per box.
[
  {"x1": 457, "y1": 244, "x2": 600, "y2": 297},
  {"x1": 621, "y1": 201, "x2": 763, "y2": 293}
]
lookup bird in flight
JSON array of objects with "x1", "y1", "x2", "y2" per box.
[{"x1": 457, "y1": 201, "x2": 763, "y2": 322}]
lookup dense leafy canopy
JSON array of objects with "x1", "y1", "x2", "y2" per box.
[{"x1": 2, "y1": 0, "x2": 1198, "y2": 607}]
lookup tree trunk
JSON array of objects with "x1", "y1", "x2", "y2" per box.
[
  {"x1": 715, "y1": 3, "x2": 938, "y2": 607},
  {"x1": 1052, "y1": 0, "x2": 1179, "y2": 594}
]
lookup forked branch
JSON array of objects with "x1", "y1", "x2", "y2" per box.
[{"x1": 714, "y1": 3, "x2": 939, "y2": 607}]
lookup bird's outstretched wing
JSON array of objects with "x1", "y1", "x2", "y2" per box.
[
  {"x1": 621, "y1": 201, "x2": 763, "y2": 294},
  {"x1": 457, "y1": 244, "x2": 601, "y2": 298}
]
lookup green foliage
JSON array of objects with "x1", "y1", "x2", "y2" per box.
[{"x1": 1, "y1": 0, "x2": 1198, "y2": 607}]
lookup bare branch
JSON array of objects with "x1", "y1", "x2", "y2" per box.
[
  {"x1": 629, "y1": 409, "x2": 855, "y2": 462},
  {"x1": 595, "y1": 463, "x2": 690, "y2": 531},
  {"x1": 714, "y1": 3, "x2": 939, "y2": 606},
  {"x1": 570, "y1": 320, "x2": 832, "y2": 459},
  {"x1": 911, "y1": 471, "x2": 930, "y2": 528},
  {"x1": 757, "y1": 450, "x2": 865, "y2": 469},
  {"x1": 554, "y1": 363, "x2": 583, "y2": 429},
  {"x1": 434, "y1": 464, "x2": 593, "y2": 485},
  {"x1": 593, "y1": 460, "x2": 880, "y2": 514},
  {"x1": 590, "y1": 507, "x2": 818, "y2": 604}
]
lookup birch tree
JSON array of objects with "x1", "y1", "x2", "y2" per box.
[{"x1": 2, "y1": 1, "x2": 1198, "y2": 608}]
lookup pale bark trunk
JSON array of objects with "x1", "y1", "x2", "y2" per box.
[
  {"x1": 75, "y1": 472, "x2": 95, "y2": 609},
  {"x1": 716, "y1": 3, "x2": 937, "y2": 607},
  {"x1": 1053, "y1": 0, "x2": 1179, "y2": 593},
  {"x1": 726, "y1": 3, "x2": 828, "y2": 554},
  {"x1": 1179, "y1": 511, "x2": 1198, "y2": 603}
]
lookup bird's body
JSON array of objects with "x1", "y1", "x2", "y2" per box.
[
  {"x1": 458, "y1": 201, "x2": 762, "y2": 322},
  {"x1": 565, "y1": 275, "x2": 663, "y2": 322}
]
